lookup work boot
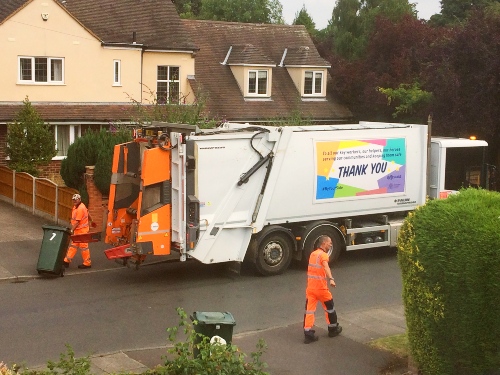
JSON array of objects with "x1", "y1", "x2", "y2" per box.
[
  {"x1": 77, "y1": 264, "x2": 91, "y2": 269},
  {"x1": 328, "y1": 325, "x2": 343, "y2": 337},
  {"x1": 304, "y1": 330, "x2": 319, "y2": 344}
]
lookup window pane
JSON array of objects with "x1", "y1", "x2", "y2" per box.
[
  {"x1": 257, "y1": 71, "x2": 267, "y2": 95},
  {"x1": 158, "y1": 66, "x2": 168, "y2": 80},
  {"x1": 169, "y1": 66, "x2": 179, "y2": 80},
  {"x1": 114, "y1": 61, "x2": 120, "y2": 83},
  {"x1": 248, "y1": 71, "x2": 256, "y2": 93},
  {"x1": 314, "y1": 72, "x2": 322, "y2": 94},
  {"x1": 157, "y1": 82, "x2": 168, "y2": 104},
  {"x1": 56, "y1": 125, "x2": 70, "y2": 156},
  {"x1": 35, "y1": 58, "x2": 48, "y2": 82},
  {"x1": 20, "y1": 58, "x2": 32, "y2": 81},
  {"x1": 169, "y1": 82, "x2": 180, "y2": 103},
  {"x1": 304, "y1": 71, "x2": 313, "y2": 94},
  {"x1": 51, "y1": 59, "x2": 63, "y2": 81}
]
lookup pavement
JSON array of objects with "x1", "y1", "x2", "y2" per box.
[{"x1": 0, "y1": 198, "x2": 408, "y2": 375}]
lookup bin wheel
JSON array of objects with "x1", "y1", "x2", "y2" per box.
[{"x1": 37, "y1": 270, "x2": 42, "y2": 275}]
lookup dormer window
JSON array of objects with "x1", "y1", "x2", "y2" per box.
[
  {"x1": 304, "y1": 70, "x2": 323, "y2": 96},
  {"x1": 248, "y1": 70, "x2": 268, "y2": 96}
]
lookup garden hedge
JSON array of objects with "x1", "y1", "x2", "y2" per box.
[{"x1": 398, "y1": 188, "x2": 500, "y2": 375}]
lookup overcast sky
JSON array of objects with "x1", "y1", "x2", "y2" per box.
[{"x1": 281, "y1": 0, "x2": 442, "y2": 29}]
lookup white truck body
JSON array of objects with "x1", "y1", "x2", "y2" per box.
[{"x1": 105, "y1": 121, "x2": 489, "y2": 275}]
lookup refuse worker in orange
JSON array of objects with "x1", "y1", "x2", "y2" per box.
[
  {"x1": 63, "y1": 194, "x2": 92, "y2": 269},
  {"x1": 303, "y1": 235, "x2": 342, "y2": 343}
]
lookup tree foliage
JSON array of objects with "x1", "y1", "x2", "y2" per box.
[
  {"x1": 292, "y1": 5, "x2": 316, "y2": 34},
  {"x1": 327, "y1": 0, "x2": 416, "y2": 60},
  {"x1": 6, "y1": 97, "x2": 57, "y2": 176},
  {"x1": 199, "y1": 0, "x2": 283, "y2": 23},
  {"x1": 60, "y1": 128, "x2": 132, "y2": 195},
  {"x1": 398, "y1": 188, "x2": 500, "y2": 374}
]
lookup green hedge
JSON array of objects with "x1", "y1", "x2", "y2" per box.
[{"x1": 398, "y1": 188, "x2": 500, "y2": 375}]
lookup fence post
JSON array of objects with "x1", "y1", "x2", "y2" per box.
[
  {"x1": 55, "y1": 185, "x2": 59, "y2": 223},
  {"x1": 32, "y1": 176, "x2": 36, "y2": 214},
  {"x1": 13, "y1": 170, "x2": 16, "y2": 207}
]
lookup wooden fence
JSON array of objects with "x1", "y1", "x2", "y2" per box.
[{"x1": 0, "y1": 166, "x2": 77, "y2": 225}]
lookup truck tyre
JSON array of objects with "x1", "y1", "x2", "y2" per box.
[
  {"x1": 254, "y1": 232, "x2": 293, "y2": 276},
  {"x1": 301, "y1": 222, "x2": 344, "y2": 265}
]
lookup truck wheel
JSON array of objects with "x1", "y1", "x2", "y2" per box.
[
  {"x1": 302, "y1": 222, "x2": 344, "y2": 265},
  {"x1": 254, "y1": 232, "x2": 293, "y2": 276}
]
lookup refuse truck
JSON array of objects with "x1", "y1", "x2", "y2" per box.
[{"x1": 104, "y1": 121, "x2": 493, "y2": 275}]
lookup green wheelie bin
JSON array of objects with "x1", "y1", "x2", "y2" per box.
[
  {"x1": 36, "y1": 225, "x2": 72, "y2": 277},
  {"x1": 191, "y1": 311, "x2": 236, "y2": 358}
]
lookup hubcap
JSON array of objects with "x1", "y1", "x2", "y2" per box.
[{"x1": 262, "y1": 241, "x2": 283, "y2": 266}]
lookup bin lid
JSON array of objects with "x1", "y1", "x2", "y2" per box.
[
  {"x1": 42, "y1": 225, "x2": 72, "y2": 234},
  {"x1": 192, "y1": 311, "x2": 236, "y2": 325}
]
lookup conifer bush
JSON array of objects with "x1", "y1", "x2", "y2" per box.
[
  {"x1": 398, "y1": 188, "x2": 500, "y2": 375},
  {"x1": 60, "y1": 128, "x2": 131, "y2": 195}
]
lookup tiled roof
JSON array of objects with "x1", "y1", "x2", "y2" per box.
[
  {"x1": 282, "y1": 46, "x2": 331, "y2": 67},
  {"x1": 0, "y1": 0, "x2": 29, "y2": 24},
  {"x1": 182, "y1": 20, "x2": 352, "y2": 122},
  {"x1": 62, "y1": 0, "x2": 197, "y2": 51},
  {"x1": 225, "y1": 45, "x2": 276, "y2": 66},
  {"x1": 0, "y1": 103, "x2": 142, "y2": 123}
]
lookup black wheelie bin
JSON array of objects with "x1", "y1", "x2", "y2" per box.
[{"x1": 36, "y1": 225, "x2": 72, "y2": 277}]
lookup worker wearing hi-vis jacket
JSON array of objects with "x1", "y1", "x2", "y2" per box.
[
  {"x1": 63, "y1": 194, "x2": 92, "y2": 269},
  {"x1": 303, "y1": 235, "x2": 342, "y2": 344}
]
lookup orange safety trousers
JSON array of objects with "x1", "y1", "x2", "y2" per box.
[
  {"x1": 65, "y1": 228, "x2": 91, "y2": 266},
  {"x1": 303, "y1": 288, "x2": 337, "y2": 330}
]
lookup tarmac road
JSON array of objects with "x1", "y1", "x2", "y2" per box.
[{"x1": 0, "y1": 199, "x2": 408, "y2": 374}]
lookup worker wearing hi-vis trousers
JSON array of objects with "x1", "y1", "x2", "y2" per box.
[
  {"x1": 64, "y1": 194, "x2": 92, "y2": 269},
  {"x1": 303, "y1": 235, "x2": 342, "y2": 344}
]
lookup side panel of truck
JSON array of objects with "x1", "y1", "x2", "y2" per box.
[{"x1": 257, "y1": 124, "x2": 427, "y2": 226}]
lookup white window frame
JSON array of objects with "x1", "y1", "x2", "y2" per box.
[
  {"x1": 113, "y1": 60, "x2": 121, "y2": 86},
  {"x1": 157, "y1": 66, "x2": 180, "y2": 104},
  {"x1": 52, "y1": 124, "x2": 78, "y2": 159},
  {"x1": 18, "y1": 56, "x2": 65, "y2": 84},
  {"x1": 303, "y1": 70, "x2": 324, "y2": 96},
  {"x1": 247, "y1": 69, "x2": 269, "y2": 97}
]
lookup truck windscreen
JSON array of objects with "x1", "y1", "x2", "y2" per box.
[{"x1": 445, "y1": 147, "x2": 485, "y2": 190}]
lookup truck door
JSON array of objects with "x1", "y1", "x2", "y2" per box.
[
  {"x1": 136, "y1": 145, "x2": 172, "y2": 255},
  {"x1": 106, "y1": 141, "x2": 172, "y2": 256}
]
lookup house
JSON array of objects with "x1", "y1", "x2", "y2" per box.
[
  {"x1": 181, "y1": 20, "x2": 352, "y2": 123},
  {"x1": 0, "y1": 0, "x2": 198, "y2": 180},
  {"x1": 0, "y1": 0, "x2": 352, "y2": 182}
]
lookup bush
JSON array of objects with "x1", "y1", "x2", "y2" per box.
[
  {"x1": 60, "y1": 128, "x2": 131, "y2": 195},
  {"x1": 146, "y1": 307, "x2": 269, "y2": 375},
  {"x1": 398, "y1": 188, "x2": 500, "y2": 375}
]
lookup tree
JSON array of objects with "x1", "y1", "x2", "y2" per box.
[
  {"x1": 6, "y1": 97, "x2": 57, "y2": 176},
  {"x1": 327, "y1": 15, "x2": 437, "y2": 122},
  {"x1": 293, "y1": 5, "x2": 316, "y2": 34},
  {"x1": 172, "y1": 0, "x2": 202, "y2": 18},
  {"x1": 60, "y1": 128, "x2": 131, "y2": 195},
  {"x1": 378, "y1": 82, "x2": 433, "y2": 121},
  {"x1": 199, "y1": 0, "x2": 283, "y2": 23},
  {"x1": 327, "y1": 0, "x2": 416, "y2": 60}
]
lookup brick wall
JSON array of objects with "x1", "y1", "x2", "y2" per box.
[
  {"x1": 0, "y1": 126, "x2": 7, "y2": 167},
  {"x1": 84, "y1": 166, "x2": 106, "y2": 231},
  {"x1": 38, "y1": 160, "x2": 65, "y2": 185}
]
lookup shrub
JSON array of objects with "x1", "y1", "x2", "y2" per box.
[
  {"x1": 146, "y1": 307, "x2": 269, "y2": 375},
  {"x1": 398, "y1": 188, "x2": 500, "y2": 375},
  {"x1": 60, "y1": 128, "x2": 131, "y2": 195}
]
